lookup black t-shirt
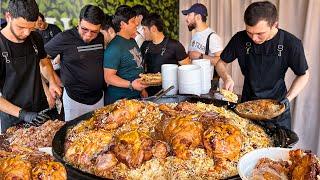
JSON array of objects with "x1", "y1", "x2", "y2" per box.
[
  {"x1": 44, "y1": 27, "x2": 104, "y2": 105},
  {"x1": 140, "y1": 38, "x2": 188, "y2": 96},
  {"x1": 0, "y1": 31, "x2": 46, "y2": 61},
  {"x1": 141, "y1": 38, "x2": 188, "y2": 73},
  {"x1": 36, "y1": 24, "x2": 62, "y2": 44},
  {"x1": 220, "y1": 29, "x2": 308, "y2": 101}
]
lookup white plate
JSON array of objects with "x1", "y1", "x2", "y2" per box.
[
  {"x1": 38, "y1": 147, "x2": 53, "y2": 156},
  {"x1": 237, "y1": 147, "x2": 291, "y2": 180}
]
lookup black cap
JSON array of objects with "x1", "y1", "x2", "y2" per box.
[{"x1": 182, "y1": 3, "x2": 208, "y2": 16}]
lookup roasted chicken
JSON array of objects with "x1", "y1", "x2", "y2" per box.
[
  {"x1": 0, "y1": 147, "x2": 66, "y2": 180},
  {"x1": 95, "y1": 99, "x2": 144, "y2": 130},
  {"x1": 203, "y1": 122, "x2": 242, "y2": 161},
  {"x1": 289, "y1": 149, "x2": 320, "y2": 180},
  {"x1": 0, "y1": 156, "x2": 32, "y2": 180},
  {"x1": 65, "y1": 130, "x2": 113, "y2": 168},
  {"x1": 157, "y1": 114, "x2": 204, "y2": 159},
  {"x1": 113, "y1": 131, "x2": 154, "y2": 168}
]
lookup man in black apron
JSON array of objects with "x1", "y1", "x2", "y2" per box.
[
  {"x1": 0, "y1": 0, "x2": 62, "y2": 133},
  {"x1": 215, "y1": 1, "x2": 309, "y2": 130},
  {"x1": 140, "y1": 13, "x2": 190, "y2": 96}
]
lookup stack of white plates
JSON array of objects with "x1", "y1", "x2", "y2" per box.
[
  {"x1": 178, "y1": 64, "x2": 202, "y2": 96},
  {"x1": 192, "y1": 59, "x2": 212, "y2": 94},
  {"x1": 161, "y1": 64, "x2": 178, "y2": 95}
]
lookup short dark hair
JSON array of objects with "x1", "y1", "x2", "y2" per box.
[
  {"x1": 132, "y1": 5, "x2": 149, "y2": 18},
  {"x1": 244, "y1": 1, "x2": 278, "y2": 26},
  {"x1": 112, "y1": 6, "x2": 136, "y2": 32},
  {"x1": 79, "y1": 5, "x2": 104, "y2": 25},
  {"x1": 199, "y1": 14, "x2": 207, "y2": 22},
  {"x1": 142, "y1": 13, "x2": 164, "y2": 32},
  {"x1": 102, "y1": 14, "x2": 114, "y2": 30},
  {"x1": 8, "y1": 0, "x2": 39, "y2": 21},
  {"x1": 38, "y1": 12, "x2": 45, "y2": 21}
]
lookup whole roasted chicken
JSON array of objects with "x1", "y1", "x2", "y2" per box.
[
  {"x1": 156, "y1": 114, "x2": 204, "y2": 159},
  {"x1": 203, "y1": 122, "x2": 243, "y2": 161},
  {"x1": 113, "y1": 131, "x2": 168, "y2": 168},
  {"x1": 95, "y1": 99, "x2": 144, "y2": 130}
]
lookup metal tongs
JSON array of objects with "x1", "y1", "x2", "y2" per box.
[{"x1": 153, "y1": 85, "x2": 175, "y2": 102}]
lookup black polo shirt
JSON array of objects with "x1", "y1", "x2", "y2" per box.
[{"x1": 45, "y1": 27, "x2": 104, "y2": 105}]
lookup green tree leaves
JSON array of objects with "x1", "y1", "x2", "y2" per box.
[{"x1": 0, "y1": 0, "x2": 179, "y2": 39}]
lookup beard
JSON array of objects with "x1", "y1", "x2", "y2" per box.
[
  {"x1": 187, "y1": 22, "x2": 196, "y2": 31},
  {"x1": 10, "y1": 23, "x2": 27, "y2": 41}
]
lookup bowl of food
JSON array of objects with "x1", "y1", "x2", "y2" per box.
[{"x1": 238, "y1": 147, "x2": 320, "y2": 180}]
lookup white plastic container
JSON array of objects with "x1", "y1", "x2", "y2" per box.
[
  {"x1": 161, "y1": 64, "x2": 178, "y2": 95},
  {"x1": 192, "y1": 59, "x2": 212, "y2": 94},
  {"x1": 178, "y1": 64, "x2": 202, "y2": 95}
]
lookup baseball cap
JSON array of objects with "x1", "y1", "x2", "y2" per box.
[{"x1": 182, "y1": 3, "x2": 208, "y2": 16}]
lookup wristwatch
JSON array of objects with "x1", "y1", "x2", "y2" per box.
[
  {"x1": 128, "y1": 81, "x2": 134, "y2": 91},
  {"x1": 199, "y1": 53, "x2": 203, "y2": 59}
]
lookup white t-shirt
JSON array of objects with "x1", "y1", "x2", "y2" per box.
[
  {"x1": 135, "y1": 25, "x2": 145, "y2": 48},
  {"x1": 188, "y1": 27, "x2": 223, "y2": 56}
]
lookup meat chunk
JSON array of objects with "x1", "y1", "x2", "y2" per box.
[
  {"x1": 203, "y1": 122, "x2": 242, "y2": 161},
  {"x1": 65, "y1": 130, "x2": 113, "y2": 168},
  {"x1": 95, "y1": 99, "x2": 144, "y2": 130},
  {"x1": 289, "y1": 150, "x2": 320, "y2": 180},
  {"x1": 174, "y1": 101, "x2": 196, "y2": 113},
  {"x1": 152, "y1": 140, "x2": 169, "y2": 160},
  {"x1": 197, "y1": 112, "x2": 228, "y2": 130},
  {"x1": 94, "y1": 152, "x2": 118, "y2": 172},
  {"x1": 113, "y1": 131, "x2": 154, "y2": 168},
  {"x1": 32, "y1": 161, "x2": 67, "y2": 180},
  {"x1": 0, "y1": 156, "x2": 32, "y2": 180},
  {"x1": 251, "y1": 157, "x2": 290, "y2": 180},
  {"x1": 161, "y1": 115, "x2": 204, "y2": 159}
]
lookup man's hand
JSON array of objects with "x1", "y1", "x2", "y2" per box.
[
  {"x1": 132, "y1": 79, "x2": 148, "y2": 91},
  {"x1": 223, "y1": 76, "x2": 234, "y2": 91},
  {"x1": 141, "y1": 89, "x2": 148, "y2": 98},
  {"x1": 280, "y1": 98, "x2": 290, "y2": 111},
  {"x1": 49, "y1": 80, "x2": 62, "y2": 99},
  {"x1": 19, "y1": 109, "x2": 51, "y2": 126},
  {"x1": 46, "y1": 93, "x2": 56, "y2": 109}
]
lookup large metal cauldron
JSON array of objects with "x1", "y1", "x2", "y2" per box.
[{"x1": 52, "y1": 95, "x2": 299, "y2": 180}]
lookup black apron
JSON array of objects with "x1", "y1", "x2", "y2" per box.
[
  {"x1": 240, "y1": 31, "x2": 291, "y2": 129},
  {"x1": 0, "y1": 34, "x2": 48, "y2": 132}
]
